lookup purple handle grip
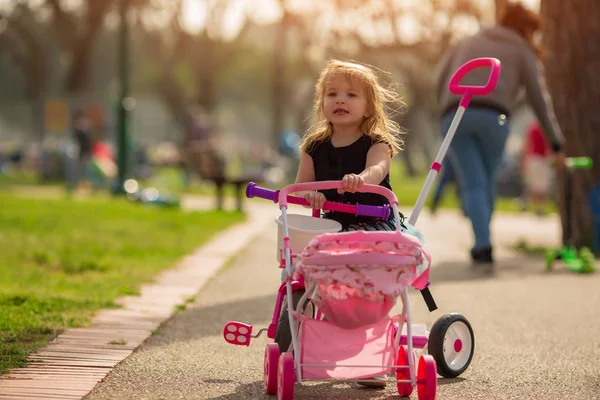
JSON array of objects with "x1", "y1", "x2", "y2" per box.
[
  {"x1": 357, "y1": 204, "x2": 390, "y2": 219},
  {"x1": 448, "y1": 57, "x2": 501, "y2": 108},
  {"x1": 246, "y1": 182, "x2": 391, "y2": 219},
  {"x1": 246, "y1": 182, "x2": 278, "y2": 202}
]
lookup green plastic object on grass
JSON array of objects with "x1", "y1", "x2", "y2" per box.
[
  {"x1": 546, "y1": 157, "x2": 596, "y2": 273},
  {"x1": 565, "y1": 157, "x2": 593, "y2": 169},
  {"x1": 546, "y1": 246, "x2": 596, "y2": 273}
]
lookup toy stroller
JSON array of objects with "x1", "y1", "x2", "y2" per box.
[{"x1": 223, "y1": 58, "x2": 501, "y2": 399}]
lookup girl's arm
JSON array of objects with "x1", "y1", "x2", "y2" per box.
[
  {"x1": 294, "y1": 150, "x2": 317, "y2": 197},
  {"x1": 295, "y1": 151, "x2": 326, "y2": 209},
  {"x1": 360, "y1": 142, "x2": 392, "y2": 185},
  {"x1": 339, "y1": 143, "x2": 391, "y2": 193},
  {"x1": 295, "y1": 151, "x2": 316, "y2": 183}
]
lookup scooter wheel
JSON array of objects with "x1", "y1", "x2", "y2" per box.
[{"x1": 428, "y1": 313, "x2": 474, "y2": 378}]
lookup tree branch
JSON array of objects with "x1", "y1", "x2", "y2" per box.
[
  {"x1": 0, "y1": 5, "x2": 47, "y2": 99},
  {"x1": 138, "y1": 0, "x2": 191, "y2": 125},
  {"x1": 64, "y1": 0, "x2": 114, "y2": 93},
  {"x1": 45, "y1": 0, "x2": 77, "y2": 50}
]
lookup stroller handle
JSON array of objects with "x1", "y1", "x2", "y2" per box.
[
  {"x1": 449, "y1": 57, "x2": 501, "y2": 109},
  {"x1": 246, "y1": 182, "x2": 391, "y2": 219},
  {"x1": 278, "y1": 181, "x2": 399, "y2": 209}
]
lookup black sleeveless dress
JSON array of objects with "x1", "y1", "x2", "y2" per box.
[{"x1": 307, "y1": 134, "x2": 396, "y2": 229}]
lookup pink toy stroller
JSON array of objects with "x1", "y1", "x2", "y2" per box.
[{"x1": 223, "y1": 58, "x2": 501, "y2": 399}]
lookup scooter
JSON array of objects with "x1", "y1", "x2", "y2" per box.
[{"x1": 545, "y1": 157, "x2": 596, "y2": 273}]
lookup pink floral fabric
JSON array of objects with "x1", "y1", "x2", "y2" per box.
[{"x1": 295, "y1": 230, "x2": 430, "y2": 328}]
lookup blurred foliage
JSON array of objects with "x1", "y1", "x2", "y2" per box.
[{"x1": 0, "y1": 0, "x2": 493, "y2": 150}]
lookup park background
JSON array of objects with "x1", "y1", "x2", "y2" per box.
[{"x1": 0, "y1": 0, "x2": 599, "y2": 377}]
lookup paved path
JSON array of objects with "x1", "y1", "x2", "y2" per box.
[{"x1": 81, "y1": 203, "x2": 600, "y2": 400}]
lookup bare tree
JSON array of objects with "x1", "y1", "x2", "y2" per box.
[
  {"x1": 45, "y1": 0, "x2": 116, "y2": 99},
  {"x1": 541, "y1": 0, "x2": 600, "y2": 248},
  {"x1": 137, "y1": 0, "x2": 251, "y2": 127},
  {"x1": 0, "y1": 3, "x2": 49, "y2": 140},
  {"x1": 136, "y1": 0, "x2": 189, "y2": 125}
]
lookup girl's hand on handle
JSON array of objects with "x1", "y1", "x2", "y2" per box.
[
  {"x1": 304, "y1": 191, "x2": 326, "y2": 210},
  {"x1": 337, "y1": 173, "x2": 365, "y2": 194}
]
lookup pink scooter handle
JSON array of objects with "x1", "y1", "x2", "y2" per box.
[
  {"x1": 278, "y1": 181, "x2": 399, "y2": 209},
  {"x1": 448, "y1": 57, "x2": 501, "y2": 109}
]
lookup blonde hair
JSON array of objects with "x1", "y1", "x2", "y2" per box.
[{"x1": 300, "y1": 59, "x2": 405, "y2": 157}]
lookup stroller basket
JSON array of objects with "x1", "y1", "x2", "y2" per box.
[{"x1": 296, "y1": 230, "x2": 429, "y2": 329}]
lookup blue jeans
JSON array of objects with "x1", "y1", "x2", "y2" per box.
[{"x1": 441, "y1": 107, "x2": 510, "y2": 250}]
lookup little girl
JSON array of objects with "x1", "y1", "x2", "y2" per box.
[
  {"x1": 279, "y1": 60, "x2": 419, "y2": 388},
  {"x1": 295, "y1": 59, "x2": 405, "y2": 231}
]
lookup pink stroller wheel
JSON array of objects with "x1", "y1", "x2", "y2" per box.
[
  {"x1": 264, "y1": 344, "x2": 280, "y2": 395},
  {"x1": 277, "y1": 353, "x2": 295, "y2": 400},
  {"x1": 396, "y1": 345, "x2": 415, "y2": 397},
  {"x1": 417, "y1": 355, "x2": 437, "y2": 400}
]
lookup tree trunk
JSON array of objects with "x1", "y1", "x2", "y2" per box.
[
  {"x1": 195, "y1": 36, "x2": 217, "y2": 114},
  {"x1": 541, "y1": 0, "x2": 600, "y2": 248},
  {"x1": 65, "y1": 42, "x2": 94, "y2": 96},
  {"x1": 50, "y1": 0, "x2": 114, "y2": 107}
]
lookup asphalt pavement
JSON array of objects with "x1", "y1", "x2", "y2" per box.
[{"x1": 84, "y1": 206, "x2": 600, "y2": 400}]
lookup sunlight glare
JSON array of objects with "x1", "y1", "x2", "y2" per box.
[
  {"x1": 221, "y1": 2, "x2": 246, "y2": 40},
  {"x1": 181, "y1": 0, "x2": 281, "y2": 36},
  {"x1": 181, "y1": 0, "x2": 207, "y2": 34},
  {"x1": 396, "y1": 14, "x2": 421, "y2": 44}
]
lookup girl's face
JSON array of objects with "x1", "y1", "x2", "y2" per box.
[{"x1": 322, "y1": 75, "x2": 369, "y2": 130}]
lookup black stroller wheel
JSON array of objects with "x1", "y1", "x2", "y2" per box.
[
  {"x1": 428, "y1": 313, "x2": 474, "y2": 378},
  {"x1": 275, "y1": 290, "x2": 315, "y2": 353}
]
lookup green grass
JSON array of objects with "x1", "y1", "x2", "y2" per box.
[
  {"x1": 0, "y1": 193, "x2": 244, "y2": 374},
  {"x1": 138, "y1": 167, "x2": 247, "y2": 197},
  {"x1": 0, "y1": 167, "x2": 246, "y2": 205},
  {"x1": 0, "y1": 169, "x2": 47, "y2": 186},
  {"x1": 2, "y1": 159, "x2": 556, "y2": 214}
]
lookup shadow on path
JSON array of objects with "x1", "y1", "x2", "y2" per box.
[{"x1": 203, "y1": 376, "x2": 466, "y2": 400}]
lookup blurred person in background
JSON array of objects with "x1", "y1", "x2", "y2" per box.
[
  {"x1": 435, "y1": 1, "x2": 566, "y2": 265},
  {"x1": 182, "y1": 104, "x2": 218, "y2": 186},
  {"x1": 521, "y1": 120, "x2": 554, "y2": 216},
  {"x1": 429, "y1": 161, "x2": 466, "y2": 216},
  {"x1": 72, "y1": 110, "x2": 92, "y2": 190}
]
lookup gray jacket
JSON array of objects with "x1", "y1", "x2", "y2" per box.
[{"x1": 436, "y1": 26, "x2": 564, "y2": 151}]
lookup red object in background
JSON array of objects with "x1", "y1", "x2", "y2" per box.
[
  {"x1": 524, "y1": 121, "x2": 550, "y2": 157},
  {"x1": 92, "y1": 141, "x2": 114, "y2": 160}
]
